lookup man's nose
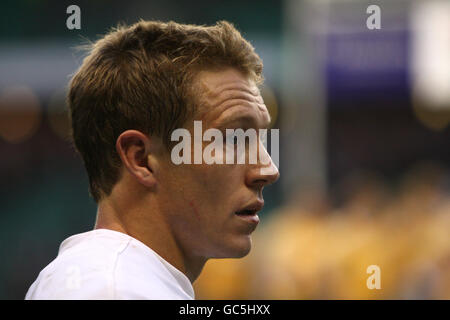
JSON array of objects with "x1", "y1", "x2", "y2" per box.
[
  {"x1": 246, "y1": 143, "x2": 280, "y2": 189},
  {"x1": 246, "y1": 161, "x2": 280, "y2": 190}
]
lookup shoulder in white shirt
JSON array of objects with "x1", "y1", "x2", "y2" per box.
[{"x1": 25, "y1": 229, "x2": 195, "y2": 300}]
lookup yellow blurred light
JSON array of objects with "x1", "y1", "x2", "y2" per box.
[
  {"x1": 412, "y1": 98, "x2": 450, "y2": 131},
  {"x1": 194, "y1": 258, "x2": 253, "y2": 299},
  {"x1": 0, "y1": 86, "x2": 42, "y2": 143}
]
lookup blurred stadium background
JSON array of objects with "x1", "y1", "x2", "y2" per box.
[{"x1": 0, "y1": 0, "x2": 449, "y2": 299}]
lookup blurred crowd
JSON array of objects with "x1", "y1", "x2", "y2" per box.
[{"x1": 194, "y1": 162, "x2": 450, "y2": 299}]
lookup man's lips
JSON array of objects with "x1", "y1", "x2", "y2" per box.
[
  {"x1": 234, "y1": 200, "x2": 264, "y2": 225},
  {"x1": 235, "y1": 200, "x2": 264, "y2": 215}
]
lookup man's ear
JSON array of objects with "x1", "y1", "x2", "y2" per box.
[{"x1": 116, "y1": 130, "x2": 157, "y2": 188}]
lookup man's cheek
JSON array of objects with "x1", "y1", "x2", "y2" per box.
[{"x1": 187, "y1": 200, "x2": 201, "y2": 221}]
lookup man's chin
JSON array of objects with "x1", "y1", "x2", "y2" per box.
[{"x1": 213, "y1": 235, "x2": 253, "y2": 259}]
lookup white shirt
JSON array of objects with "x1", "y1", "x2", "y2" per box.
[{"x1": 25, "y1": 229, "x2": 195, "y2": 300}]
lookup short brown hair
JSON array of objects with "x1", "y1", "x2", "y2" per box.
[{"x1": 68, "y1": 20, "x2": 263, "y2": 202}]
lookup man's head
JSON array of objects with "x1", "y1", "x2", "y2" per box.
[{"x1": 68, "y1": 20, "x2": 279, "y2": 261}]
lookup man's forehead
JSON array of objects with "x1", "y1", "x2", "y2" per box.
[
  {"x1": 193, "y1": 68, "x2": 270, "y2": 126},
  {"x1": 196, "y1": 68, "x2": 259, "y2": 94}
]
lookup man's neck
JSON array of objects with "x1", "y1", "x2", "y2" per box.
[{"x1": 95, "y1": 197, "x2": 206, "y2": 283}]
